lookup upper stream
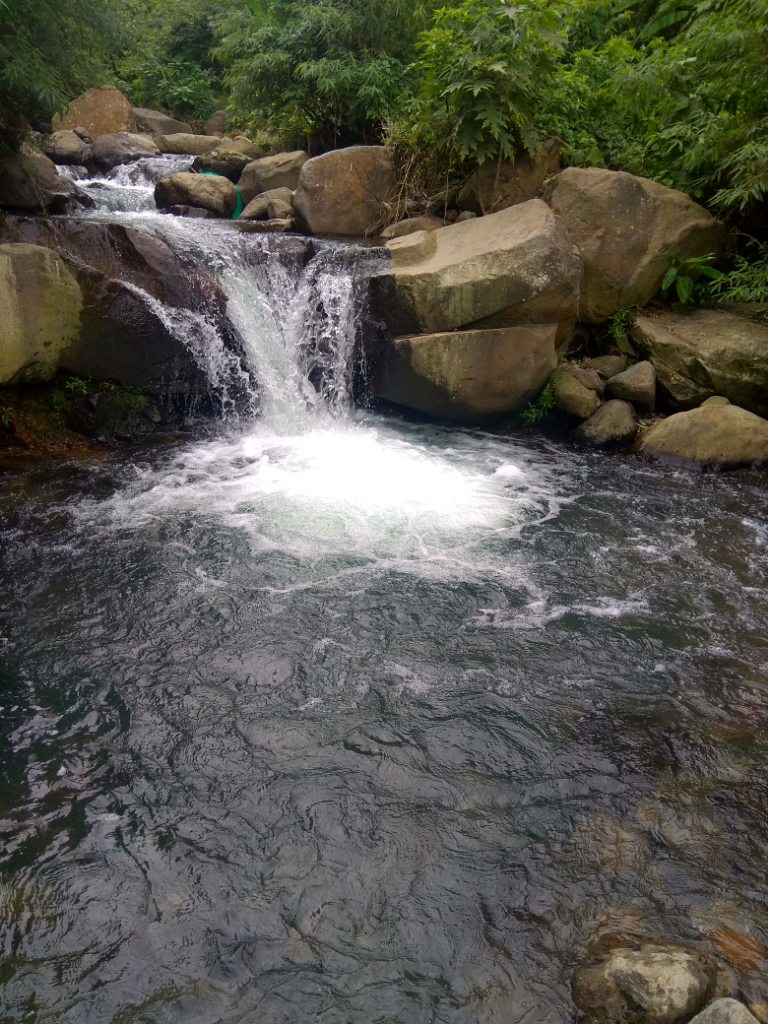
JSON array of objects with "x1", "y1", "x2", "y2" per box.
[{"x1": 1, "y1": 158, "x2": 767, "y2": 1024}]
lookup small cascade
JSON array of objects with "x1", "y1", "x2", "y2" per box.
[{"x1": 65, "y1": 163, "x2": 390, "y2": 429}]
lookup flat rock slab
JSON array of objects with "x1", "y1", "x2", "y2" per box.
[
  {"x1": 372, "y1": 324, "x2": 558, "y2": 424},
  {"x1": 630, "y1": 308, "x2": 768, "y2": 416},
  {"x1": 158, "y1": 134, "x2": 221, "y2": 156},
  {"x1": 640, "y1": 403, "x2": 768, "y2": 466}
]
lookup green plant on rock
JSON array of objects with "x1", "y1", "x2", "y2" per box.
[
  {"x1": 702, "y1": 240, "x2": 768, "y2": 303},
  {"x1": 0, "y1": 391, "x2": 12, "y2": 428},
  {"x1": 64, "y1": 375, "x2": 89, "y2": 394},
  {"x1": 661, "y1": 252, "x2": 724, "y2": 303},
  {"x1": 608, "y1": 305, "x2": 639, "y2": 340}
]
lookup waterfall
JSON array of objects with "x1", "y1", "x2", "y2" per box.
[{"x1": 64, "y1": 155, "x2": 389, "y2": 429}]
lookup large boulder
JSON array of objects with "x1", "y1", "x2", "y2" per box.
[
  {"x1": 43, "y1": 130, "x2": 91, "y2": 166},
  {"x1": 132, "y1": 107, "x2": 192, "y2": 136},
  {"x1": 157, "y1": 134, "x2": 221, "y2": 156},
  {"x1": 639, "y1": 401, "x2": 768, "y2": 466},
  {"x1": 237, "y1": 151, "x2": 308, "y2": 206},
  {"x1": 572, "y1": 944, "x2": 714, "y2": 1024},
  {"x1": 191, "y1": 138, "x2": 265, "y2": 181},
  {"x1": 90, "y1": 132, "x2": 159, "y2": 171},
  {"x1": 605, "y1": 359, "x2": 656, "y2": 412},
  {"x1": 458, "y1": 137, "x2": 561, "y2": 215},
  {"x1": 52, "y1": 85, "x2": 137, "y2": 139},
  {"x1": 371, "y1": 324, "x2": 558, "y2": 424},
  {"x1": 0, "y1": 215, "x2": 240, "y2": 395},
  {"x1": 155, "y1": 172, "x2": 237, "y2": 218},
  {"x1": 0, "y1": 243, "x2": 83, "y2": 383},
  {"x1": 0, "y1": 149, "x2": 80, "y2": 213},
  {"x1": 292, "y1": 146, "x2": 397, "y2": 236},
  {"x1": 630, "y1": 308, "x2": 768, "y2": 416},
  {"x1": 239, "y1": 187, "x2": 293, "y2": 221},
  {"x1": 373, "y1": 199, "x2": 581, "y2": 341},
  {"x1": 543, "y1": 167, "x2": 725, "y2": 322},
  {"x1": 574, "y1": 399, "x2": 638, "y2": 447}
]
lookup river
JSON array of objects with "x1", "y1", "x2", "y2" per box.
[{"x1": 1, "y1": 159, "x2": 767, "y2": 1024}]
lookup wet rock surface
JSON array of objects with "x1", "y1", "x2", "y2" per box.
[
  {"x1": 574, "y1": 399, "x2": 638, "y2": 447},
  {"x1": 689, "y1": 1000, "x2": 762, "y2": 1024},
  {"x1": 640, "y1": 402, "x2": 768, "y2": 466},
  {"x1": 155, "y1": 172, "x2": 237, "y2": 218}
]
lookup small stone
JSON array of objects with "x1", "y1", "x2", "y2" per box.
[
  {"x1": 574, "y1": 399, "x2": 638, "y2": 447},
  {"x1": 606, "y1": 359, "x2": 656, "y2": 412},
  {"x1": 701, "y1": 395, "x2": 731, "y2": 407},
  {"x1": 239, "y1": 186, "x2": 294, "y2": 220},
  {"x1": 573, "y1": 944, "x2": 714, "y2": 1024},
  {"x1": 555, "y1": 373, "x2": 601, "y2": 420},
  {"x1": 584, "y1": 354, "x2": 627, "y2": 379},
  {"x1": 456, "y1": 210, "x2": 477, "y2": 222},
  {"x1": 568, "y1": 366, "x2": 605, "y2": 393},
  {"x1": 688, "y1": 998, "x2": 762, "y2": 1024}
]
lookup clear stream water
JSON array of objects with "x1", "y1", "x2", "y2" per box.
[{"x1": 1, "y1": 160, "x2": 767, "y2": 1024}]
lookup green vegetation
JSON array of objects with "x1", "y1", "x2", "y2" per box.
[
  {"x1": 519, "y1": 379, "x2": 558, "y2": 424},
  {"x1": 661, "y1": 253, "x2": 725, "y2": 303}
]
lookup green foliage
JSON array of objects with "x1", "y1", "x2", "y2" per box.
[
  {"x1": 216, "y1": 0, "x2": 426, "y2": 149},
  {"x1": 401, "y1": 0, "x2": 565, "y2": 168},
  {"x1": 64, "y1": 375, "x2": 89, "y2": 394},
  {"x1": 119, "y1": 55, "x2": 216, "y2": 121},
  {"x1": 519, "y1": 380, "x2": 557, "y2": 424},
  {"x1": 703, "y1": 241, "x2": 768, "y2": 303},
  {"x1": 608, "y1": 305, "x2": 639, "y2": 340},
  {"x1": 661, "y1": 253, "x2": 724, "y2": 303}
]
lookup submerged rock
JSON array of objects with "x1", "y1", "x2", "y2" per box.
[
  {"x1": 555, "y1": 373, "x2": 601, "y2": 419},
  {"x1": 572, "y1": 944, "x2": 714, "y2": 1024},
  {"x1": 630, "y1": 308, "x2": 768, "y2": 416},
  {"x1": 373, "y1": 199, "x2": 581, "y2": 341},
  {"x1": 132, "y1": 107, "x2": 192, "y2": 137},
  {"x1": 155, "y1": 172, "x2": 237, "y2": 218},
  {"x1": 639, "y1": 403, "x2": 768, "y2": 466},
  {"x1": 543, "y1": 167, "x2": 724, "y2": 322},
  {"x1": 458, "y1": 136, "x2": 561, "y2": 215},
  {"x1": 0, "y1": 243, "x2": 83, "y2": 384},
  {"x1": 574, "y1": 400, "x2": 638, "y2": 447},
  {"x1": 371, "y1": 324, "x2": 558, "y2": 424},
  {"x1": 606, "y1": 360, "x2": 656, "y2": 412},
  {"x1": 157, "y1": 133, "x2": 221, "y2": 156},
  {"x1": 689, "y1": 1000, "x2": 762, "y2": 1024},
  {"x1": 237, "y1": 151, "x2": 308, "y2": 206},
  {"x1": 292, "y1": 145, "x2": 396, "y2": 236},
  {"x1": 52, "y1": 84, "x2": 137, "y2": 139}
]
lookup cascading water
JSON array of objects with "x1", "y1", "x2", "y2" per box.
[{"x1": 2, "y1": 154, "x2": 767, "y2": 1024}]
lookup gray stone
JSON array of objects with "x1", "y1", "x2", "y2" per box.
[
  {"x1": 543, "y1": 167, "x2": 724, "y2": 322},
  {"x1": 157, "y1": 134, "x2": 221, "y2": 156},
  {"x1": 239, "y1": 187, "x2": 294, "y2": 220},
  {"x1": 374, "y1": 199, "x2": 582, "y2": 343},
  {"x1": 606, "y1": 360, "x2": 656, "y2": 412},
  {"x1": 574, "y1": 400, "x2": 638, "y2": 447},
  {"x1": 630, "y1": 308, "x2": 768, "y2": 417},
  {"x1": 292, "y1": 145, "x2": 397, "y2": 236},
  {"x1": 572, "y1": 944, "x2": 714, "y2": 1024},
  {"x1": 584, "y1": 355, "x2": 627, "y2": 380},
  {"x1": 0, "y1": 243, "x2": 83, "y2": 383},
  {"x1": 688, "y1": 1000, "x2": 761, "y2": 1024},
  {"x1": 43, "y1": 130, "x2": 91, "y2": 165},
  {"x1": 237, "y1": 151, "x2": 308, "y2": 205},
  {"x1": 458, "y1": 137, "x2": 561, "y2": 215},
  {"x1": 555, "y1": 373, "x2": 601, "y2": 419},
  {"x1": 90, "y1": 131, "x2": 159, "y2": 170},
  {"x1": 371, "y1": 324, "x2": 558, "y2": 424},
  {"x1": 456, "y1": 210, "x2": 477, "y2": 222},
  {"x1": 132, "y1": 107, "x2": 192, "y2": 136},
  {"x1": 155, "y1": 172, "x2": 237, "y2": 218},
  {"x1": 568, "y1": 366, "x2": 605, "y2": 393},
  {"x1": 639, "y1": 404, "x2": 768, "y2": 466}
]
